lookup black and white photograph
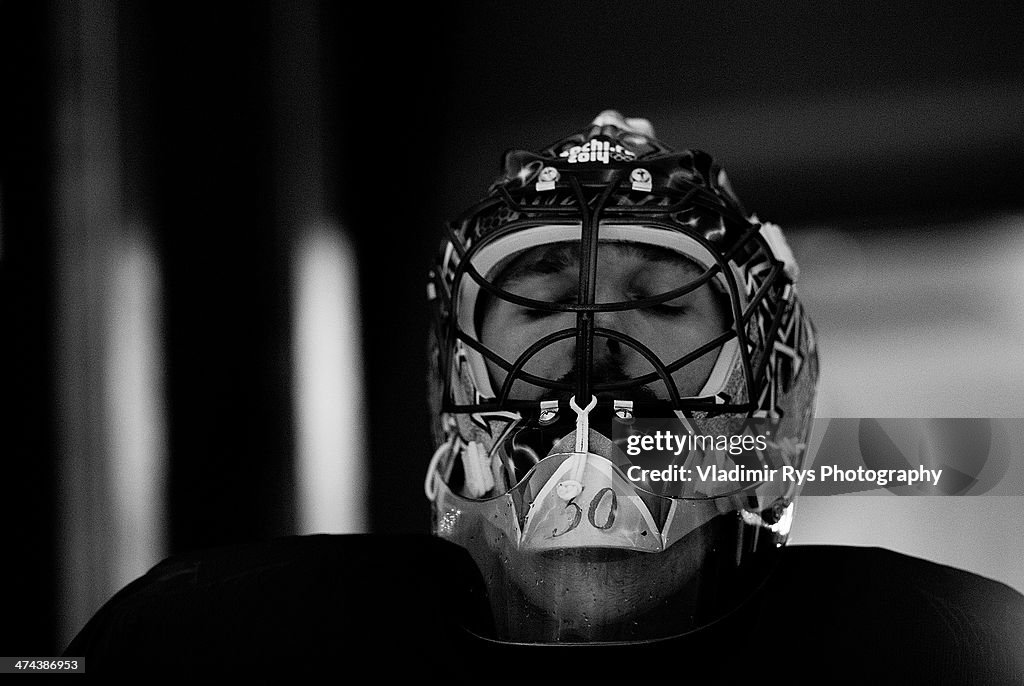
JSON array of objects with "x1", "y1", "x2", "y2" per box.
[{"x1": 2, "y1": 1, "x2": 1024, "y2": 681}]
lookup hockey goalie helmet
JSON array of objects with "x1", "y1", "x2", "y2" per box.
[{"x1": 425, "y1": 111, "x2": 819, "y2": 643}]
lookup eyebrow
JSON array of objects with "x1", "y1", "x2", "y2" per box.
[
  {"x1": 493, "y1": 241, "x2": 705, "y2": 288},
  {"x1": 475, "y1": 240, "x2": 732, "y2": 332}
]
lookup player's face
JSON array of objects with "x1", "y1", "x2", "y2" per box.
[{"x1": 479, "y1": 241, "x2": 729, "y2": 402}]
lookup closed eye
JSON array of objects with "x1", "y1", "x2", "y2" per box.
[
  {"x1": 648, "y1": 303, "x2": 689, "y2": 316},
  {"x1": 632, "y1": 289, "x2": 690, "y2": 316},
  {"x1": 521, "y1": 297, "x2": 576, "y2": 319}
]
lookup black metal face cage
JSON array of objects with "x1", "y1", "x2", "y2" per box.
[{"x1": 430, "y1": 163, "x2": 792, "y2": 422}]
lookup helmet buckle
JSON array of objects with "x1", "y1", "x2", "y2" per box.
[
  {"x1": 538, "y1": 399, "x2": 560, "y2": 425},
  {"x1": 613, "y1": 399, "x2": 635, "y2": 423},
  {"x1": 629, "y1": 167, "x2": 652, "y2": 192},
  {"x1": 535, "y1": 166, "x2": 560, "y2": 192}
]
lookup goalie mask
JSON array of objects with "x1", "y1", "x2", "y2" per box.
[{"x1": 425, "y1": 111, "x2": 819, "y2": 643}]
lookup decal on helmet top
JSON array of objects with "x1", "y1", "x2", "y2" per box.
[{"x1": 558, "y1": 138, "x2": 637, "y2": 164}]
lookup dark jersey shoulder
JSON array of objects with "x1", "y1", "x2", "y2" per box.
[
  {"x1": 753, "y1": 545, "x2": 1024, "y2": 683},
  {"x1": 63, "y1": 534, "x2": 490, "y2": 679},
  {"x1": 64, "y1": 536, "x2": 1024, "y2": 684}
]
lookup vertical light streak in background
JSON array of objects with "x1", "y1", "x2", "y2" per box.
[
  {"x1": 103, "y1": 229, "x2": 167, "y2": 593},
  {"x1": 292, "y1": 224, "x2": 368, "y2": 533},
  {"x1": 55, "y1": 0, "x2": 167, "y2": 648},
  {"x1": 55, "y1": 0, "x2": 118, "y2": 648},
  {"x1": 272, "y1": 2, "x2": 367, "y2": 533}
]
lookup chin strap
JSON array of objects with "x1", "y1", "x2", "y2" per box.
[
  {"x1": 556, "y1": 395, "x2": 597, "y2": 501},
  {"x1": 424, "y1": 436, "x2": 454, "y2": 502}
]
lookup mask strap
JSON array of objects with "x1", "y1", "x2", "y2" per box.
[
  {"x1": 556, "y1": 395, "x2": 597, "y2": 501},
  {"x1": 424, "y1": 432, "x2": 458, "y2": 502}
]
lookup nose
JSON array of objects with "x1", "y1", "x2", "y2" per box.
[{"x1": 592, "y1": 310, "x2": 632, "y2": 363}]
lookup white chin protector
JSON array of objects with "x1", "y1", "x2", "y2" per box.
[{"x1": 427, "y1": 392, "x2": 799, "y2": 644}]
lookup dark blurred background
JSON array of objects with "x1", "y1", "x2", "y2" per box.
[{"x1": 2, "y1": 0, "x2": 1023, "y2": 655}]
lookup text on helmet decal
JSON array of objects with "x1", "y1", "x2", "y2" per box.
[{"x1": 559, "y1": 138, "x2": 637, "y2": 164}]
